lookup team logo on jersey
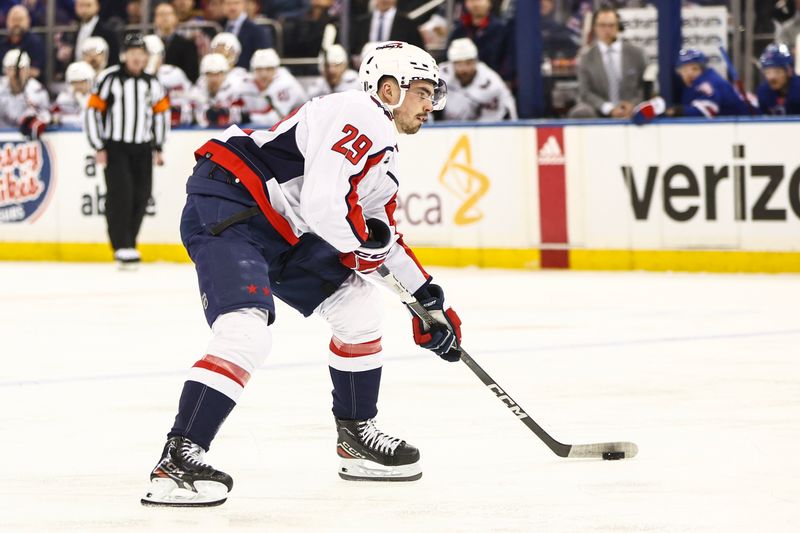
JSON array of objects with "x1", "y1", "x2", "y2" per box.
[
  {"x1": 438, "y1": 135, "x2": 490, "y2": 225},
  {"x1": 0, "y1": 140, "x2": 53, "y2": 223}
]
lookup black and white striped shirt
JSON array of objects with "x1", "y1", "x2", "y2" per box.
[{"x1": 86, "y1": 65, "x2": 170, "y2": 151}]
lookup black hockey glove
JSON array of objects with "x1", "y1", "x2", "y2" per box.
[
  {"x1": 410, "y1": 283, "x2": 462, "y2": 362},
  {"x1": 339, "y1": 218, "x2": 393, "y2": 274}
]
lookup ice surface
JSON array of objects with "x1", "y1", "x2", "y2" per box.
[{"x1": 1, "y1": 262, "x2": 799, "y2": 532}]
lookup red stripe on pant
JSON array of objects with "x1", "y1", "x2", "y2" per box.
[
  {"x1": 329, "y1": 337, "x2": 382, "y2": 357},
  {"x1": 193, "y1": 354, "x2": 252, "y2": 387}
]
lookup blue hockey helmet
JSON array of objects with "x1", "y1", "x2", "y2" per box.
[
  {"x1": 676, "y1": 48, "x2": 707, "y2": 68},
  {"x1": 760, "y1": 43, "x2": 793, "y2": 70}
]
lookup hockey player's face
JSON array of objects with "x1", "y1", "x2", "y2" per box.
[
  {"x1": 207, "y1": 72, "x2": 226, "y2": 94},
  {"x1": 254, "y1": 67, "x2": 276, "y2": 87},
  {"x1": 677, "y1": 63, "x2": 703, "y2": 87},
  {"x1": 82, "y1": 51, "x2": 107, "y2": 72},
  {"x1": 453, "y1": 60, "x2": 477, "y2": 86},
  {"x1": 764, "y1": 67, "x2": 790, "y2": 92},
  {"x1": 394, "y1": 80, "x2": 434, "y2": 134},
  {"x1": 71, "y1": 80, "x2": 92, "y2": 95},
  {"x1": 325, "y1": 63, "x2": 346, "y2": 87}
]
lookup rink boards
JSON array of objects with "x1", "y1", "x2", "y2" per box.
[{"x1": 0, "y1": 119, "x2": 798, "y2": 272}]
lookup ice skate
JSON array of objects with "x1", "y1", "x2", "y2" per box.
[
  {"x1": 114, "y1": 248, "x2": 140, "y2": 271},
  {"x1": 141, "y1": 436, "x2": 233, "y2": 507},
  {"x1": 336, "y1": 418, "x2": 422, "y2": 481}
]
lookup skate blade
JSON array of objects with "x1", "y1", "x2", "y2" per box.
[
  {"x1": 140, "y1": 478, "x2": 229, "y2": 507},
  {"x1": 117, "y1": 261, "x2": 140, "y2": 272},
  {"x1": 338, "y1": 458, "x2": 422, "y2": 482}
]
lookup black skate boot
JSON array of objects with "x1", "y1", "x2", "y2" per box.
[
  {"x1": 140, "y1": 436, "x2": 233, "y2": 507},
  {"x1": 336, "y1": 418, "x2": 422, "y2": 481}
]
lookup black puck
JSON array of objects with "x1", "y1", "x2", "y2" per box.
[{"x1": 602, "y1": 451, "x2": 625, "y2": 460}]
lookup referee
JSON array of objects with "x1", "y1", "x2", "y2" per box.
[{"x1": 86, "y1": 32, "x2": 170, "y2": 268}]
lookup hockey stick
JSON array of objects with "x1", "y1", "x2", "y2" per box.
[{"x1": 376, "y1": 265, "x2": 639, "y2": 460}]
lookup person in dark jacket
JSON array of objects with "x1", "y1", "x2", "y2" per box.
[
  {"x1": 154, "y1": 1, "x2": 200, "y2": 82},
  {"x1": 350, "y1": 0, "x2": 423, "y2": 55},
  {"x1": 222, "y1": 0, "x2": 272, "y2": 69},
  {"x1": 448, "y1": 0, "x2": 512, "y2": 81},
  {"x1": 0, "y1": 6, "x2": 45, "y2": 79}
]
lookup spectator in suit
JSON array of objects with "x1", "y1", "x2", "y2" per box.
[
  {"x1": 449, "y1": 0, "x2": 512, "y2": 81},
  {"x1": 222, "y1": 0, "x2": 273, "y2": 68},
  {"x1": 568, "y1": 6, "x2": 647, "y2": 118},
  {"x1": 172, "y1": 0, "x2": 204, "y2": 23},
  {"x1": 350, "y1": 0, "x2": 423, "y2": 56},
  {"x1": 58, "y1": 0, "x2": 119, "y2": 68},
  {"x1": 0, "y1": 6, "x2": 45, "y2": 79},
  {"x1": 155, "y1": 1, "x2": 200, "y2": 82}
]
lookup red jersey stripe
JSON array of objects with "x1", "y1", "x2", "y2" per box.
[
  {"x1": 193, "y1": 354, "x2": 252, "y2": 388},
  {"x1": 329, "y1": 336, "x2": 382, "y2": 358}
]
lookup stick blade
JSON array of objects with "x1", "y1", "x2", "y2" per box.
[{"x1": 566, "y1": 441, "x2": 638, "y2": 459}]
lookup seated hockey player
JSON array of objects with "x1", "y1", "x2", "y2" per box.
[
  {"x1": 191, "y1": 53, "x2": 249, "y2": 127},
  {"x1": 756, "y1": 43, "x2": 800, "y2": 115},
  {"x1": 0, "y1": 49, "x2": 50, "y2": 138},
  {"x1": 633, "y1": 48, "x2": 750, "y2": 124},
  {"x1": 143, "y1": 35, "x2": 194, "y2": 126},
  {"x1": 209, "y1": 32, "x2": 249, "y2": 84},
  {"x1": 241, "y1": 48, "x2": 308, "y2": 128},
  {"x1": 52, "y1": 61, "x2": 95, "y2": 127},
  {"x1": 306, "y1": 44, "x2": 360, "y2": 99},
  {"x1": 80, "y1": 36, "x2": 109, "y2": 79},
  {"x1": 438, "y1": 38, "x2": 517, "y2": 122},
  {"x1": 141, "y1": 41, "x2": 459, "y2": 507}
]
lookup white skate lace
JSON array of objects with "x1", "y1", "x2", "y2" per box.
[
  {"x1": 357, "y1": 419, "x2": 402, "y2": 456},
  {"x1": 179, "y1": 440, "x2": 208, "y2": 467}
]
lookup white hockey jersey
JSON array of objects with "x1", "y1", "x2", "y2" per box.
[
  {"x1": 156, "y1": 64, "x2": 194, "y2": 126},
  {"x1": 306, "y1": 69, "x2": 361, "y2": 99},
  {"x1": 0, "y1": 77, "x2": 51, "y2": 127},
  {"x1": 52, "y1": 86, "x2": 89, "y2": 127},
  {"x1": 191, "y1": 71, "x2": 251, "y2": 127},
  {"x1": 241, "y1": 67, "x2": 308, "y2": 127},
  {"x1": 439, "y1": 61, "x2": 517, "y2": 122},
  {"x1": 192, "y1": 90, "x2": 429, "y2": 293}
]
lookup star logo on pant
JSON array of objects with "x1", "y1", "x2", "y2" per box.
[{"x1": 247, "y1": 284, "x2": 257, "y2": 294}]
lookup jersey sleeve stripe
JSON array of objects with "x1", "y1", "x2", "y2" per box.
[
  {"x1": 195, "y1": 139, "x2": 300, "y2": 245},
  {"x1": 345, "y1": 147, "x2": 394, "y2": 244}
]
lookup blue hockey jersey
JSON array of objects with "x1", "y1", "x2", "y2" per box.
[
  {"x1": 681, "y1": 68, "x2": 750, "y2": 118},
  {"x1": 756, "y1": 75, "x2": 800, "y2": 115}
]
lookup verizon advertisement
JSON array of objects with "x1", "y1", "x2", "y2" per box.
[{"x1": 566, "y1": 122, "x2": 800, "y2": 251}]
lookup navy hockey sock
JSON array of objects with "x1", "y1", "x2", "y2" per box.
[
  {"x1": 329, "y1": 366, "x2": 382, "y2": 420},
  {"x1": 168, "y1": 380, "x2": 235, "y2": 451}
]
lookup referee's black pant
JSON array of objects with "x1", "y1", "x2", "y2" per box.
[{"x1": 104, "y1": 141, "x2": 153, "y2": 251}]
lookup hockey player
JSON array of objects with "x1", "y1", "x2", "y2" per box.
[
  {"x1": 141, "y1": 41, "x2": 457, "y2": 507},
  {"x1": 192, "y1": 53, "x2": 250, "y2": 127},
  {"x1": 241, "y1": 48, "x2": 307, "y2": 128},
  {"x1": 306, "y1": 44, "x2": 360, "y2": 99},
  {"x1": 209, "y1": 32, "x2": 249, "y2": 85},
  {"x1": 633, "y1": 48, "x2": 750, "y2": 124},
  {"x1": 143, "y1": 35, "x2": 194, "y2": 126},
  {"x1": 756, "y1": 43, "x2": 800, "y2": 115},
  {"x1": 79, "y1": 36, "x2": 109, "y2": 78},
  {"x1": 439, "y1": 38, "x2": 517, "y2": 122},
  {"x1": 0, "y1": 50, "x2": 50, "y2": 138},
  {"x1": 52, "y1": 61, "x2": 95, "y2": 127}
]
